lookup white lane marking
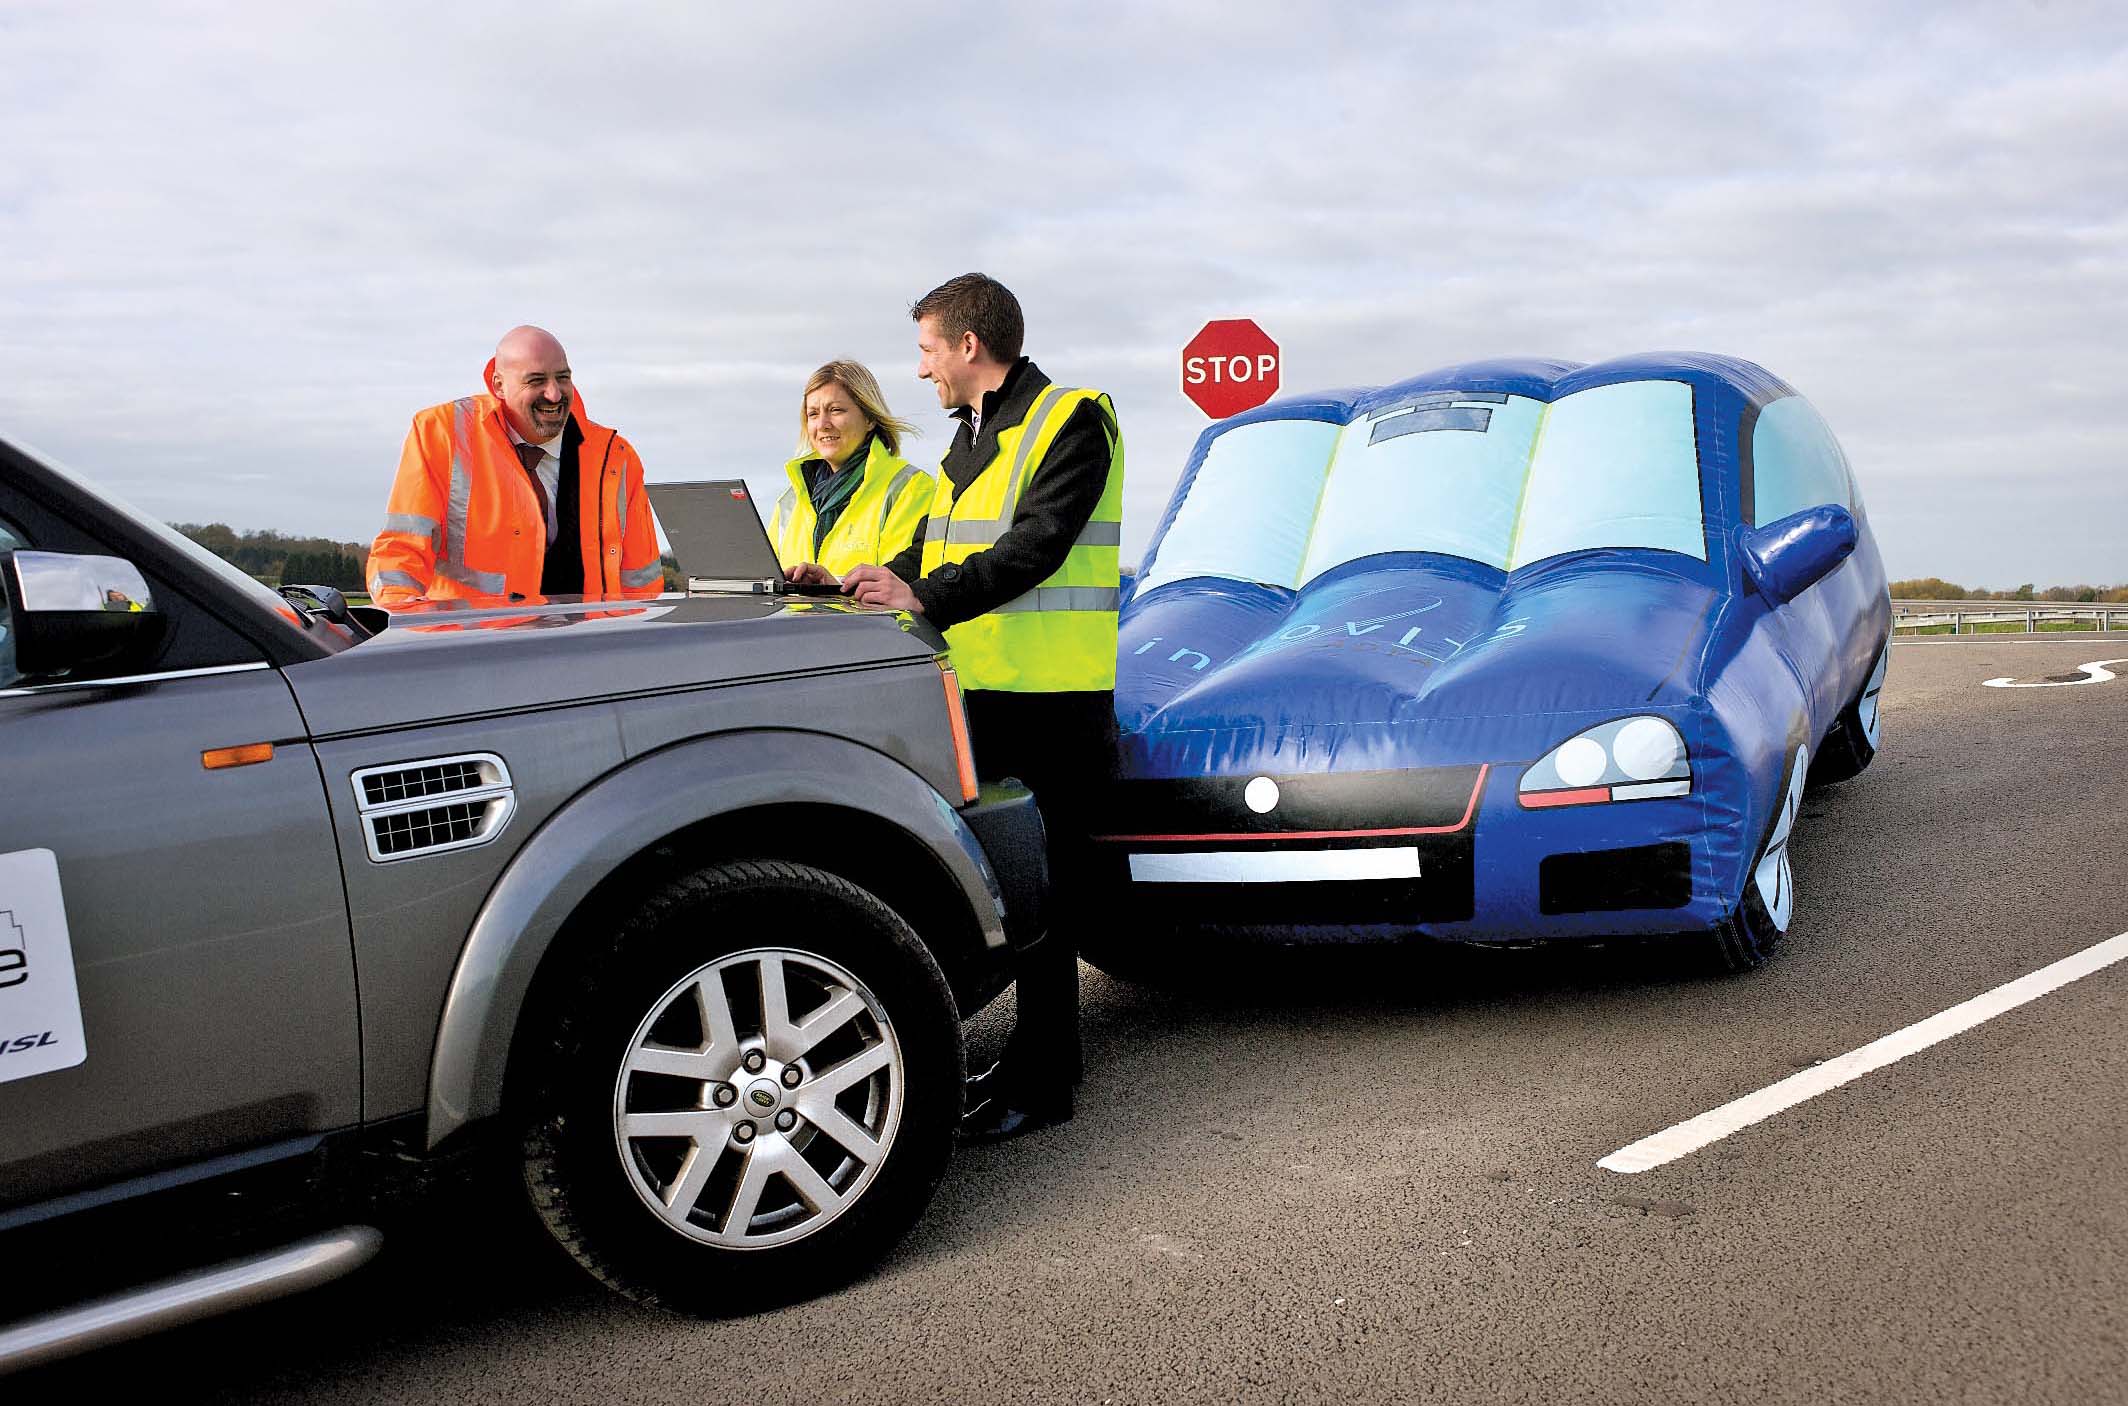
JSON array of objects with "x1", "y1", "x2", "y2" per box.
[
  {"x1": 1599, "y1": 928, "x2": 2128, "y2": 1174},
  {"x1": 1982, "y1": 658, "x2": 2127, "y2": 688}
]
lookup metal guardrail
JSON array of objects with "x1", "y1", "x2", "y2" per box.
[{"x1": 1892, "y1": 601, "x2": 2124, "y2": 635}]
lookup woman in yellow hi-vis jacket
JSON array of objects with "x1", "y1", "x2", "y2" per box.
[{"x1": 769, "y1": 361, "x2": 933, "y2": 580}]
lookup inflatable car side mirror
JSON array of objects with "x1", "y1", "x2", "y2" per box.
[{"x1": 1739, "y1": 504, "x2": 1857, "y2": 605}]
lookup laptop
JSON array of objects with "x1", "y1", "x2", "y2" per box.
[{"x1": 645, "y1": 479, "x2": 845, "y2": 596}]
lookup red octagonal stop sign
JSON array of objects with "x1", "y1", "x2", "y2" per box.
[{"x1": 1181, "y1": 319, "x2": 1280, "y2": 419}]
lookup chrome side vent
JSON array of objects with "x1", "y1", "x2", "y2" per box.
[{"x1": 351, "y1": 753, "x2": 515, "y2": 863}]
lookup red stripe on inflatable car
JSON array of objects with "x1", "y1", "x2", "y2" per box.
[
  {"x1": 1518, "y1": 785, "x2": 1610, "y2": 809},
  {"x1": 1093, "y1": 764, "x2": 1489, "y2": 843}
]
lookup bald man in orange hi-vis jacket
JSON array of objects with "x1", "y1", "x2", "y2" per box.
[{"x1": 368, "y1": 326, "x2": 663, "y2": 606}]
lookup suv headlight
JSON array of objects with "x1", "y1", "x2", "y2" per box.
[{"x1": 1519, "y1": 716, "x2": 1691, "y2": 809}]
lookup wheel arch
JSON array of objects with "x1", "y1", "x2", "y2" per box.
[
  {"x1": 425, "y1": 728, "x2": 1007, "y2": 1151},
  {"x1": 1694, "y1": 641, "x2": 1813, "y2": 912}
]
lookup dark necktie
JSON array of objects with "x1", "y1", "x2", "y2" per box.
[{"x1": 514, "y1": 442, "x2": 555, "y2": 540}]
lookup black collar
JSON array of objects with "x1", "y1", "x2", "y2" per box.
[{"x1": 943, "y1": 357, "x2": 1049, "y2": 488}]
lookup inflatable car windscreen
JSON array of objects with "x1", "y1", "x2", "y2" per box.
[{"x1": 1097, "y1": 354, "x2": 1890, "y2": 972}]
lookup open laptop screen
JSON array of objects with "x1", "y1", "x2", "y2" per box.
[{"x1": 645, "y1": 480, "x2": 843, "y2": 595}]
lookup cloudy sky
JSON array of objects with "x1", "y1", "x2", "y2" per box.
[{"x1": 4, "y1": 1, "x2": 2123, "y2": 588}]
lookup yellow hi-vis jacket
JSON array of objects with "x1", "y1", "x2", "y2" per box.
[
  {"x1": 919, "y1": 385, "x2": 1125, "y2": 692},
  {"x1": 768, "y1": 439, "x2": 934, "y2": 579}
]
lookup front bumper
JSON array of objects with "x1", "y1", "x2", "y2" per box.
[
  {"x1": 1094, "y1": 762, "x2": 1733, "y2": 944},
  {"x1": 960, "y1": 780, "x2": 1048, "y2": 948},
  {"x1": 1092, "y1": 765, "x2": 1484, "y2": 940}
]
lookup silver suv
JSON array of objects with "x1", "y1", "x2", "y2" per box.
[{"x1": 0, "y1": 439, "x2": 1046, "y2": 1370}]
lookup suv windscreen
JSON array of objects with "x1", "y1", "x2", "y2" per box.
[{"x1": 39, "y1": 455, "x2": 315, "y2": 643}]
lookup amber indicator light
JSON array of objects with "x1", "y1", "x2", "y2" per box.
[
  {"x1": 202, "y1": 742, "x2": 275, "y2": 770},
  {"x1": 938, "y1": 663, "x2": 979, "y2": 805}
]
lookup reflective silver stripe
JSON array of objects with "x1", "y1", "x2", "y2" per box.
[
  {"x1": 944, "y1": 519, "x2": 1008, "y2": 546},
  {"x1": 444, "y1": 397, "x2": 477, "y2": 582},
  {"x1": 925, "y1": 390, "x2": 1122, "y2": 569},
  {"x1": 380, "y1": 512, "x2": 439, "y2": 540},
  {"x1": 776, "y1": 487, "x2": 798, "y2": 528},
  {"x1": 942, "y1": 387, "x2": 1071, "y2": 539},
  {"x1": 883, "y1": 462, "x2": 923, "y2": 506},
  {"x1": 614, "y1": 456, "x2": 628, "y2": 540},
  {"x1": 937, "y1": 505, "x2": 1119, "y2": 551},
  {"x1": 999, "y1": 386, "x2": 1068, "y2": 521},
  {"x1": 940, "y1": 510, "x2": 1123, "y2": 553},
  {"x1": 990, "y1": 586, "x2": 1121, "y2": 614},
  {"x1": 878, "y1": 463, "x2": 923, "y2": 537},
  {"x1": 435, "y1": 559, "x2": 507, "y2": 595},
  {"x1": 619, "y1": 562, "x2": 663, "y2": 588},
  {"x1": 370, "y1": 569, "x2": 425, "y2": 592}
]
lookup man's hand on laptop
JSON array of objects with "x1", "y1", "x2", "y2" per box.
[
  {"x1": 786, "y1": 562, "x2": 840, "y2": 587},
  {"x1": 841, "y1": 564, "x2": 922, "y2": 614}
]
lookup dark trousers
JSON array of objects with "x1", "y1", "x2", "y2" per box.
[{"x1": 963, "y1": 688, "x2": 1118, "y2": 1095}]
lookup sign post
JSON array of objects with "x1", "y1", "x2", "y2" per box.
[{"x1": 1181, "y1": 319, "x2": 1280, "y2": 419}]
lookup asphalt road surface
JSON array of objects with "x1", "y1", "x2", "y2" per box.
[{"x1": 22, "y1": 638, "x2": 2128, "y2": 1404}]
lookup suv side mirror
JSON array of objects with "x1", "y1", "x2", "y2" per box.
[
  {"x1": 2, "y1": 550, "x2": 167, "y2": 680},
  {"x1": 1739, "y1": 504, "x2": 1858, "y2": 605}
]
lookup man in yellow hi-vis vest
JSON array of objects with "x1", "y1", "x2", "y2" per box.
[{"x1": 806, "y1": 273, "x2": 1123, "y2": 1143}]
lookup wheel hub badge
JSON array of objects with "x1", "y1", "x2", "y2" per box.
[{"x1": 747, "y1": 1082, "x2": 779, "y2": 1111}]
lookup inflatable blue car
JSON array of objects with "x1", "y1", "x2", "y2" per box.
[{"x1": 1094, "y1": 354, "x2": 1889, "y2": 972}]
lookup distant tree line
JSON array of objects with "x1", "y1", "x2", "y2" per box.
[
  {"x1": 174, "y1": 524, "x2": 684, "y2": 594},
  {"x1": 1889, "y1": 577, "x2": 2128, "y2": 603},
  {"x1": 173, "y1": 522, "x2": 368, "y2": 592}
]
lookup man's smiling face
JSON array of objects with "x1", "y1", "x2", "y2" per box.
[
  {"x1": 916, "y1": 315, "x2": 979, "y2": 412},
  {"x1": 493, "y1": 326, "x2": 573, "y2": 443}
]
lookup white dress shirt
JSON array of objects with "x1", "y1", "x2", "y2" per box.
[{"x1": 504, "y1": 418, "x2": 565, "y2": 545}]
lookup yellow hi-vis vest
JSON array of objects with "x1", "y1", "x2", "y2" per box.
[
  {"x1": 919, "y1": 385, "x2": 1124, "y2": 693},
  {"x1": 768, "y1": 439, "x2": 935, "y2": 579}
]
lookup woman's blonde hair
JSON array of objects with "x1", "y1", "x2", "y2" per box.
[{"x1": 798, "y1": 360, "x2": 919, "y2": 458}]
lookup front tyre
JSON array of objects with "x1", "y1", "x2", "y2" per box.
[{"x1": 520, "y1": 860, "x2": 962, "y2": 1315}]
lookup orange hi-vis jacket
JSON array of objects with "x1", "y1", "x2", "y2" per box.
[{"x1": 367, "y1": 359, "x2": 663, "y2": 606}]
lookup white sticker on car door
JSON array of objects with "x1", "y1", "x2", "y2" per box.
[{"x1": 0, "y1": 848, "x2": 88, "y2": 1084}]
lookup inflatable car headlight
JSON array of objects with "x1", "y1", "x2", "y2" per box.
[{"x1": 1519, "y1": 716, "x2": 1691, "y2": 808}]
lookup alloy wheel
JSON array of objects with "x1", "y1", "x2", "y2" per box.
[
  {"x1": 1752, "y1": 743, "x2": 1810, "y2": 932},
  {"x1": 610, "y1": 947, "x2": 903, "y2": 1250}
]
